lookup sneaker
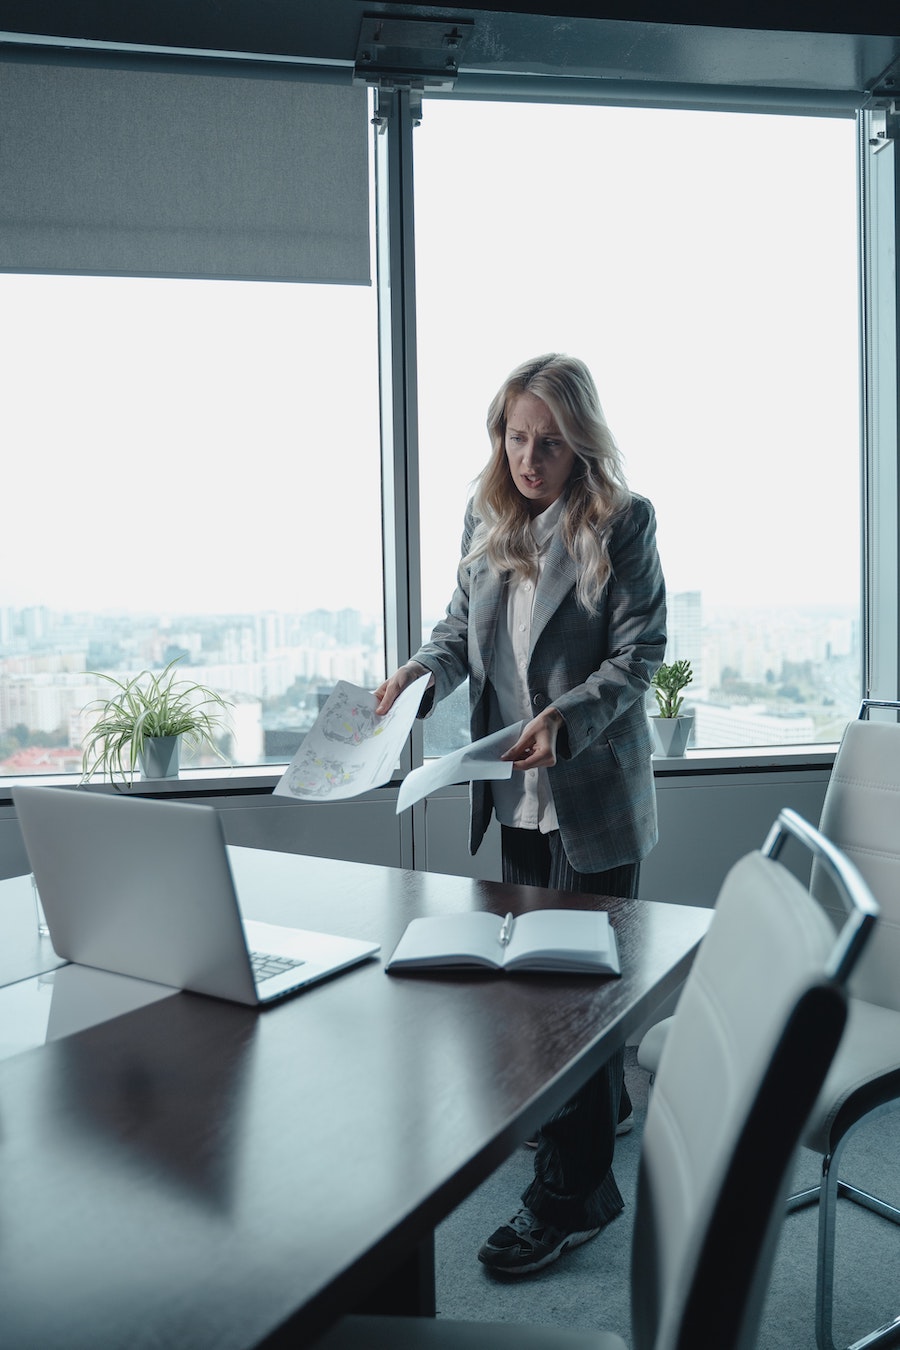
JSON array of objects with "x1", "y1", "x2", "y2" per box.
[{"x1": 477, "y1": 1205, "x2": 601, "y2": 1275}]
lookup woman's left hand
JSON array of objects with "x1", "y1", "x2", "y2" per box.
[{"x1": 502, "y1": 709, "x2": 565, "y2": 770}]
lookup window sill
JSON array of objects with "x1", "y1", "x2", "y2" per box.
[
  {"x1": 651, "y1": 744, "x2": 836, "y2": 775},
  {"x1": 0, "y1": 742, "x2": 839, "y2": 808},
  {"x1": 0, "y1": 764, "x2": 282, "y2": 804}
]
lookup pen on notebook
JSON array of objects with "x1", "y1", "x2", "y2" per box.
[{"x1": 498, "y1": 912, "x2": 514, "y2": 946}]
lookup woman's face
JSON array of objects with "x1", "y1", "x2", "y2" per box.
[{"x1": 504, "y1": 391, "x2": 577, "y2": 517}]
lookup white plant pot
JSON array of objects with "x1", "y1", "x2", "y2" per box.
[{"x1": 650, "y1": 713, "x2": 693, "y2": 757}]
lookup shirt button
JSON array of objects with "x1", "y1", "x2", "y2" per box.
[
  {"x1": 524, "y1": 582, "x2": 533, "y2": 592},
  {"x1": 518, "y1": 624, "x2": 526, "y2": 632}
]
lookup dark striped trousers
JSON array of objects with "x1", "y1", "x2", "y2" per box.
[{"x1": 501, "y1": 826, "x2": 638, "y2": 1231}]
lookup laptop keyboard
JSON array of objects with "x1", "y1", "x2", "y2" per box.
[{"x1": 250, "y1": 950, "x2": 306, "y2": 982}]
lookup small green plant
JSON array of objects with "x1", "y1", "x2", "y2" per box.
[
  {"x1": 651, "y1": 659, "x2": 694, "y2": 719},
  {"x1": 81, "y1": 656, "x2": 232, "y2": 786}
]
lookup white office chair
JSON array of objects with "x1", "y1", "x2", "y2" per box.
[
  {"x1": 315, "y1": 808, "x2": 877, "y2": 1350},
  {"x1": 787, "y1": 700, "x2": 900, "y2": 1350},
  {"x1": 638, "y1": 700, "x2": 900, "y2": 1350}
]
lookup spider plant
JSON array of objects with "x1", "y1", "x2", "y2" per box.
[
  {"x1": 650, "y1": 659, "x2": 694, "y2": 719},
  {"x1": 81, "y1": 657, "x2": 232, "y2": 786}
]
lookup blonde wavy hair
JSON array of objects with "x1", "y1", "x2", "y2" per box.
[{"x1": 467, "y1": 353, "x2": 631, "y2": 615}]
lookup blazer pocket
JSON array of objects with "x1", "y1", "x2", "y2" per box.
[{"x1": 606, "y1": 721, "x2": 653, "y2": 771}]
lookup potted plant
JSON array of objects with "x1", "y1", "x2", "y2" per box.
[
  {"x1": 650, "y1": 658, "x2": 694, "y2": 756},
  {"x1": 81, "y1": 657, "x2": 232, "y2": 786}
]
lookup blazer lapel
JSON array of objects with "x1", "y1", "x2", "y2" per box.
[{"x1": 531, "y1": 530, "x2": 576, "y2": 655}]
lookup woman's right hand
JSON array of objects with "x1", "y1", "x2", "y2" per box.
[{"x1": 374, "y1": 661, "x2": 433, "y2": 716}]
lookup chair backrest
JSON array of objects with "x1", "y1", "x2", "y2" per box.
[
  {"x1": 809, "y1": 701, "x2": 900, "y2": 1010},
  {"x1": 631, "y1": 809, "x2": 878, "y2": 1350}
]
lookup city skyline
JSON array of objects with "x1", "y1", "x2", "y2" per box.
[{"x1": 0, "y1": 591, "x2": 862, "y2": 773}]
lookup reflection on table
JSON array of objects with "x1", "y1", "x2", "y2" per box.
[{"x1": 0, "y1": 847, "x2": 711, "y2": 1349}]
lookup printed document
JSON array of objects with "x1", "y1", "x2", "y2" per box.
[
  {"x1": 274, "y1": 678, "x2": 522, "y2": 810},
  {"x1": 274, "y1": 676, "x2": 431, "y2": 802},
  {"x1": 395, "y1": 721, "x2": 524, "y2": 814}
]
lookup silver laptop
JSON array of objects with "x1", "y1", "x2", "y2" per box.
[{"x1": 12, "y1": 786, "x2": 380, "y2": 1006}]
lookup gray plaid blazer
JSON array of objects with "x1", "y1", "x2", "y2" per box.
[{"x1": 413, "y1": 493, "x2": 667, "y2": 873}]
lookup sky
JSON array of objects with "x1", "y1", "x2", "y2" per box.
[
  {"x1": 0, "y1": 101, "x2": 860, "y2": 624},
  {"x1": 414, "y1": 102, "x2": 861, "y2": 617},
  {"x1": 1, "y1": 273, "x2": 383, "y2": 617}
]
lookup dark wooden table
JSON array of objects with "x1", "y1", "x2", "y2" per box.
[{"x1": 0, "y1": 848, "x2": 711, "y2": 1349}]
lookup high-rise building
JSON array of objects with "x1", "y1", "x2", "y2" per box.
[{"x1": 667, "y1": 591, "x2": 702, "y2": 688}]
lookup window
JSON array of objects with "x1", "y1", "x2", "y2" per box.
[
  {"x1": 0, "y1": 269, "x2": 382, "y2": 774},
  {"x1": 0, "y1": 85, "x2": 867, "y2": 784},
  {"x1": 414, "y1": 100, "x2": 860, "y2": 754},
  {"x1": 0, "y1": 58, "x2": 381, "y2": 782}
]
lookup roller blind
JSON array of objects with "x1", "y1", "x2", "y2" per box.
[{"x1": 0, "y1": 50, "x2": 370, "y2": 283}]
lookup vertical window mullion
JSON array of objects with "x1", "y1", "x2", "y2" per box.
[
  {"x1": 860, "y1": 108, "x2": 900, "y2": 705},
  {"x1": 376, "y1": 88, "x2": 424, "y2": 780}
]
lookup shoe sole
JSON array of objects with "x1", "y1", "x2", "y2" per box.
[{"x1": 478, "y1": 1225, "x2": 601, "y2": 1276}]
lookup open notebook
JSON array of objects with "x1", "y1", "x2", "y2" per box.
[
  {"x1": 386, "y1": 908, "x2": 620, "y2": 975},
  {"x1": 12, "y1": 786, "x2": 379, "y2": 1006}
]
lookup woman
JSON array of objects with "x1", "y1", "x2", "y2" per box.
[{"x1": 376, "y1": 353, "x2": 666, "y2": 1275}]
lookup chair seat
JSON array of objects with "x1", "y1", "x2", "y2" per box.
[
  {"x1": 639, "y1": 1002, "x2": 900, "y2": 1153},
  {"x1": 803, "y1": 997, "x2": 900, "y2": 1154},
  {"x1": 314, "y1": 1314, "x2": 627, "y2": 1350},
  {"x1": 636, "y1": 1014, "x2": 672, "y2": 1075}
]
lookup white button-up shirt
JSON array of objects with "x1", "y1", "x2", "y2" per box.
[{"x1": 489, "y1": 495, "x2": 563, "y2": 833}]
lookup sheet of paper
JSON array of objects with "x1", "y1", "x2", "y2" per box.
[
  {"x1": 274, "y1": 675, "x2": 431, "y2": 802},
  {"x1": 396, "y1": 721, "x2": 524, "y2": 815}
]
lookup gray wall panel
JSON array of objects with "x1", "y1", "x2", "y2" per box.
[
  {"x1": 644, "y1": 770, "x2": 832, "y2": 906},
  {"x1": 215, "y1": 791, "x2": 410, "y2": 868}
]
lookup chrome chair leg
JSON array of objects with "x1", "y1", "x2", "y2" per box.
[
  {"x1": 816, "y1": 1147, "x2": 840, "y2": 1350},
  {"x1": 845, "y1": 1317, "x2": 900, "y2": 1350},
  {"x1": 809, "y1": 1113, "x2": 900, "y2": 1350}
]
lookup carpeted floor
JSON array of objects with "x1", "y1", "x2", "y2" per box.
[{"x1": 435, "y1": 1048, "x2": 900, "y2": 1349}]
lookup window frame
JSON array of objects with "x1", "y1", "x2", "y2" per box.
[
  {"x1": 1, "y1": 77, "x2": 895, "y2": 800},
  {"x1": 859, "y1": 107, "x2": 900, "y2": 708},
  {"x1": 407, "y1": 87, "x2": 868, "y2": 762}
]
